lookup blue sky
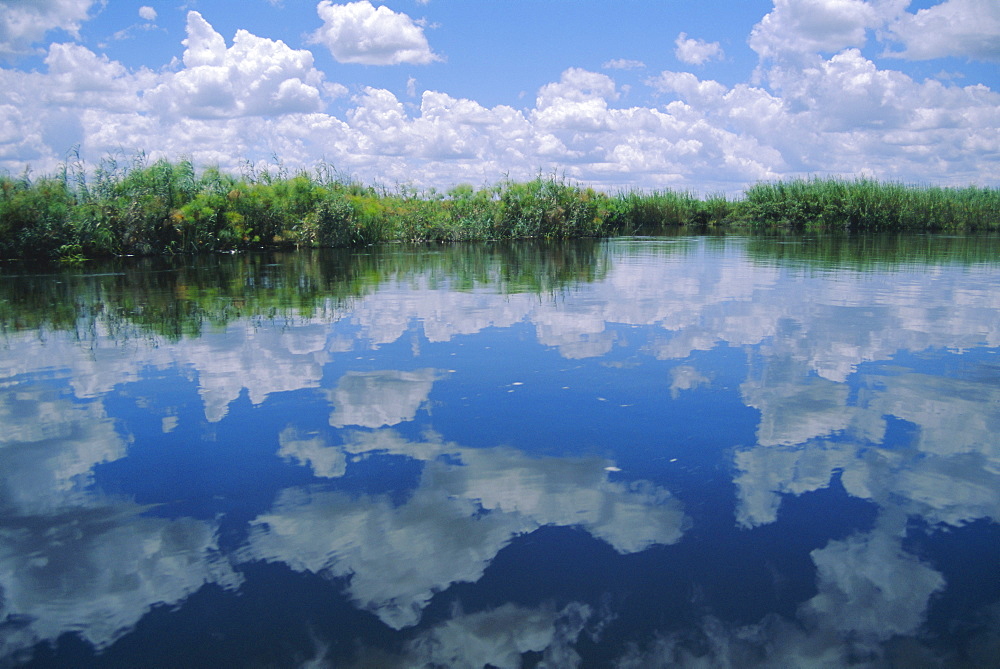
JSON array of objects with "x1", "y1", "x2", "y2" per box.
[{"x1": 1, "y1": 0, "x2": 998, "y2": 193}]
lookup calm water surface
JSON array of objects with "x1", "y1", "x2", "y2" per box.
[{"x1": 1, "y1": 235, "x2": 998, "y2": 667}]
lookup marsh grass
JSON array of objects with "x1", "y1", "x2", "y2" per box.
[
  {"x1": 738, "y1": 177, "x2": 1000, "y2": 231},
  {"x1": 608, "y1": 189, "x2": 731, "y2": 231},
  {"x1": 1, "y1": 157, "x2": 998, "y2": 259}
]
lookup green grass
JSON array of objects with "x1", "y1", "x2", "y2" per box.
[
  {"x1": 737, "y1": 177, "x2": 1000, "y2": 231},
  {"x1": 2, "y1": 156, "x2": 998, "y2": 260}
]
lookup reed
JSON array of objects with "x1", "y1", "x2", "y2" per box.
[
  {"x1": 2, "y1": 157, "x2": 998, "y2": 260},
  {"x1": 737, "y1": 177, "x2": 1000, "y2": 231}
]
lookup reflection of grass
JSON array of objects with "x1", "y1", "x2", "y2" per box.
[
  {"x1": 2, "y1": 155, "x2": 999, "y2": 259},
  {"x1": 744, "y1": 231, "x2": 1000, "y2": 270},
  {"x1": 0, "y1": 241, "x2": 609, "y2": 339}
]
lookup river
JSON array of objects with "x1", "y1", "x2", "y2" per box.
[{"x1": 1, "y1": 234, "x2": 998, "y2": 667}]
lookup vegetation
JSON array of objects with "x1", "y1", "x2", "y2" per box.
[
  {"x1": 2, "y1": 154, "x2": 998, "y2": 260},
  {"x1": 739, "y1": 178, "x2": 1000, "y2": 232}
]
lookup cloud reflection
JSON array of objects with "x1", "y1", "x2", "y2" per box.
[
  {"x1": 278, "y1": 425, "x2": 346, "y2": 478},
  {"x1": 401, "y1": 601, "x2": 591, "y2": 669},
  {"x1": 0, "y1": 504, "x2": 240, "y2": 659},
  {"x1": 243, "y1": 429, "x2": 687, "y2": 629},
  {"x1": 0, "y1": 383, "x2": 125, "y2": 514},
  {"x1": 614, "y1": 514, "x2": 946, "y2": 667},
  {"x1": 735, "y1": 361, "x2": 1000, "y2": 529},
  {"x1": 328, "y1": 368, "x2": 443, "y2": 428}
]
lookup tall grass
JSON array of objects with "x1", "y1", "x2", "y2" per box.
[
  {"x1": 608, "y1": 189, "x2": 730, "y2": 231},
  {"x1": 2, "y1": 158, "x2": 998, "y2": 260},
  {"x1": 738, "y1": 177, "x2": 1000, "y2": 231}
]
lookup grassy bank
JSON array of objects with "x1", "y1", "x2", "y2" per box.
[{"x1": 2, "y1": 155, "x2": 998, "y2": 259}]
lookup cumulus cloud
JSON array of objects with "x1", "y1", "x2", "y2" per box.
[
  {"x1": 749, "y1": 0, "x2": 898, "y2": 60},
  {"x1": 0, "y1": 0, "x2": 998, "y2": 191},
  {"x1": 138, "y1": 6, "x2": 157, "y2": 22},
  {"x1": 674, "y1": 32, "x2": 724, "y2": 65},
  {"x1": 190, "y1": 320, "x2": 330, "y2": 422},
  {"x1": 669, "y1": 365, "x2": 710, "y2": 398},
  {"x1": 308, "y1": 0, "x2": 440, "y2": 65},
  {"x1": 750, "y1": 0, "x2": 1000, "y2": 65},
  {"x1": 884, "y1": 0, "x2": 1000, "y2": 62},
  {"x1": 145, "y1": 11, "x2": 326, "y2": 119},
  {"x1": 533, "y1": 67, "x2": 619, "y2": 137},
  {"x1": 42, "y1": 42, "x2": 139, "y2": 105},
  {"x1": 0, "y1": 0, "x2": 96, "y2": 56}
]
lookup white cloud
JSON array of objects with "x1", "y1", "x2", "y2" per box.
[
  {"x1": 0, "y1": 375, "x2": 242, "y2": 658},
  {"x1": 0, "y1": 3, "x2": 998, "y2": 211},
  {"x1": 884, "y1": 0, "x2": 1000, "y2": 62},
  {"x1": 308, "y1": 0, "x2": 440, "y2": 65},
  {"x1": 730, "y1": 266, "x2": 1000, "y2": 529},
  {"x1": 145, "y1": 11, "x2": 326, "y2": 119},
  {"x1": 536, "y1": 67, "x2": 618, "y2": 109},
  {"x1": 533, "y1": 67, "x2": 619, "y2": 135},
  {"x1": 748, "y1": 0, "x2": 897, "y2": 60},
  {"x1": 345, "y1": 430, "x2": 690, "y2": 556},
  {"x1": 602, "y1": 58, "x2": 645, "y2": 70},
  {"x1": 138, "y1": 6, "x2": 157, "y2": 22},
  {"x1": 647, "y1": 71, "x2": 727, "y2": 105},
  {"x1": 181, "y1": 10, "x2": 226, "y2": 68},
  {"x1": 0, "y1": 0, "x2": 96, "y2": 56},
  {"x1": 643, "y1": 49, "x2": 1000, "y2": 183},
  {"x1": 674, "y1": 32, "x2": 724, "y2": 65},
  {"x1": 748, "y1": 0, "x2": 999, "y2": 66},
  {"x1": 43, "y1": 41, "x2": 123, "y2": 85}
]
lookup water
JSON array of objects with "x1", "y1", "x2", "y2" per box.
[{"x1": 1, "y1": 235, "x2": 998, "y2": 667}]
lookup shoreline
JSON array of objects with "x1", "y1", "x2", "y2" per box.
[{"x1": 3, "y1": 158, "x2": 999, "y2": 260}]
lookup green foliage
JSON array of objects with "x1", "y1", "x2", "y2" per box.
[
  {"x1": 2, "y1": 157, "x2": 998, "y2": 260},
  {"x1": 494, "y1": 175, "x2": 614, "y2": 239},
  {"x1": 738, "y1": 177, "x2": 1000, "y2": 231},
  {"x1": 0, "y1": 174, "x2": 75, "y2": 258},
  {"x1": 301, "y1": 192, "x2": 356, "y2": 246},
  {"x1": 607, "y1": 189, "x2": 732, "y2": 231}
]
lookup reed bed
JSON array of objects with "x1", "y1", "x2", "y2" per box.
[
  {"x1": 740, "y1": 177, "x2": 1000, "y2": 232},
  {"x1": 1, "y1": 155, "x2": 997, "y2": 259}
]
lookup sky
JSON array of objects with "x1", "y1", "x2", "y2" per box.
[{"x1": 0, "y1": 0, "x2": 998, "y2": 194}]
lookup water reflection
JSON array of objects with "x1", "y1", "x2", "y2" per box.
[
  {"x1": 0, "y1": 235, "x2": 997, "y2": 666},
  {"x1": 328, "y1": 369, "x2": 443, "y2": 428},
  {"x1": 246, "y1": 429, "x2": 686, "y2": 630}
]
